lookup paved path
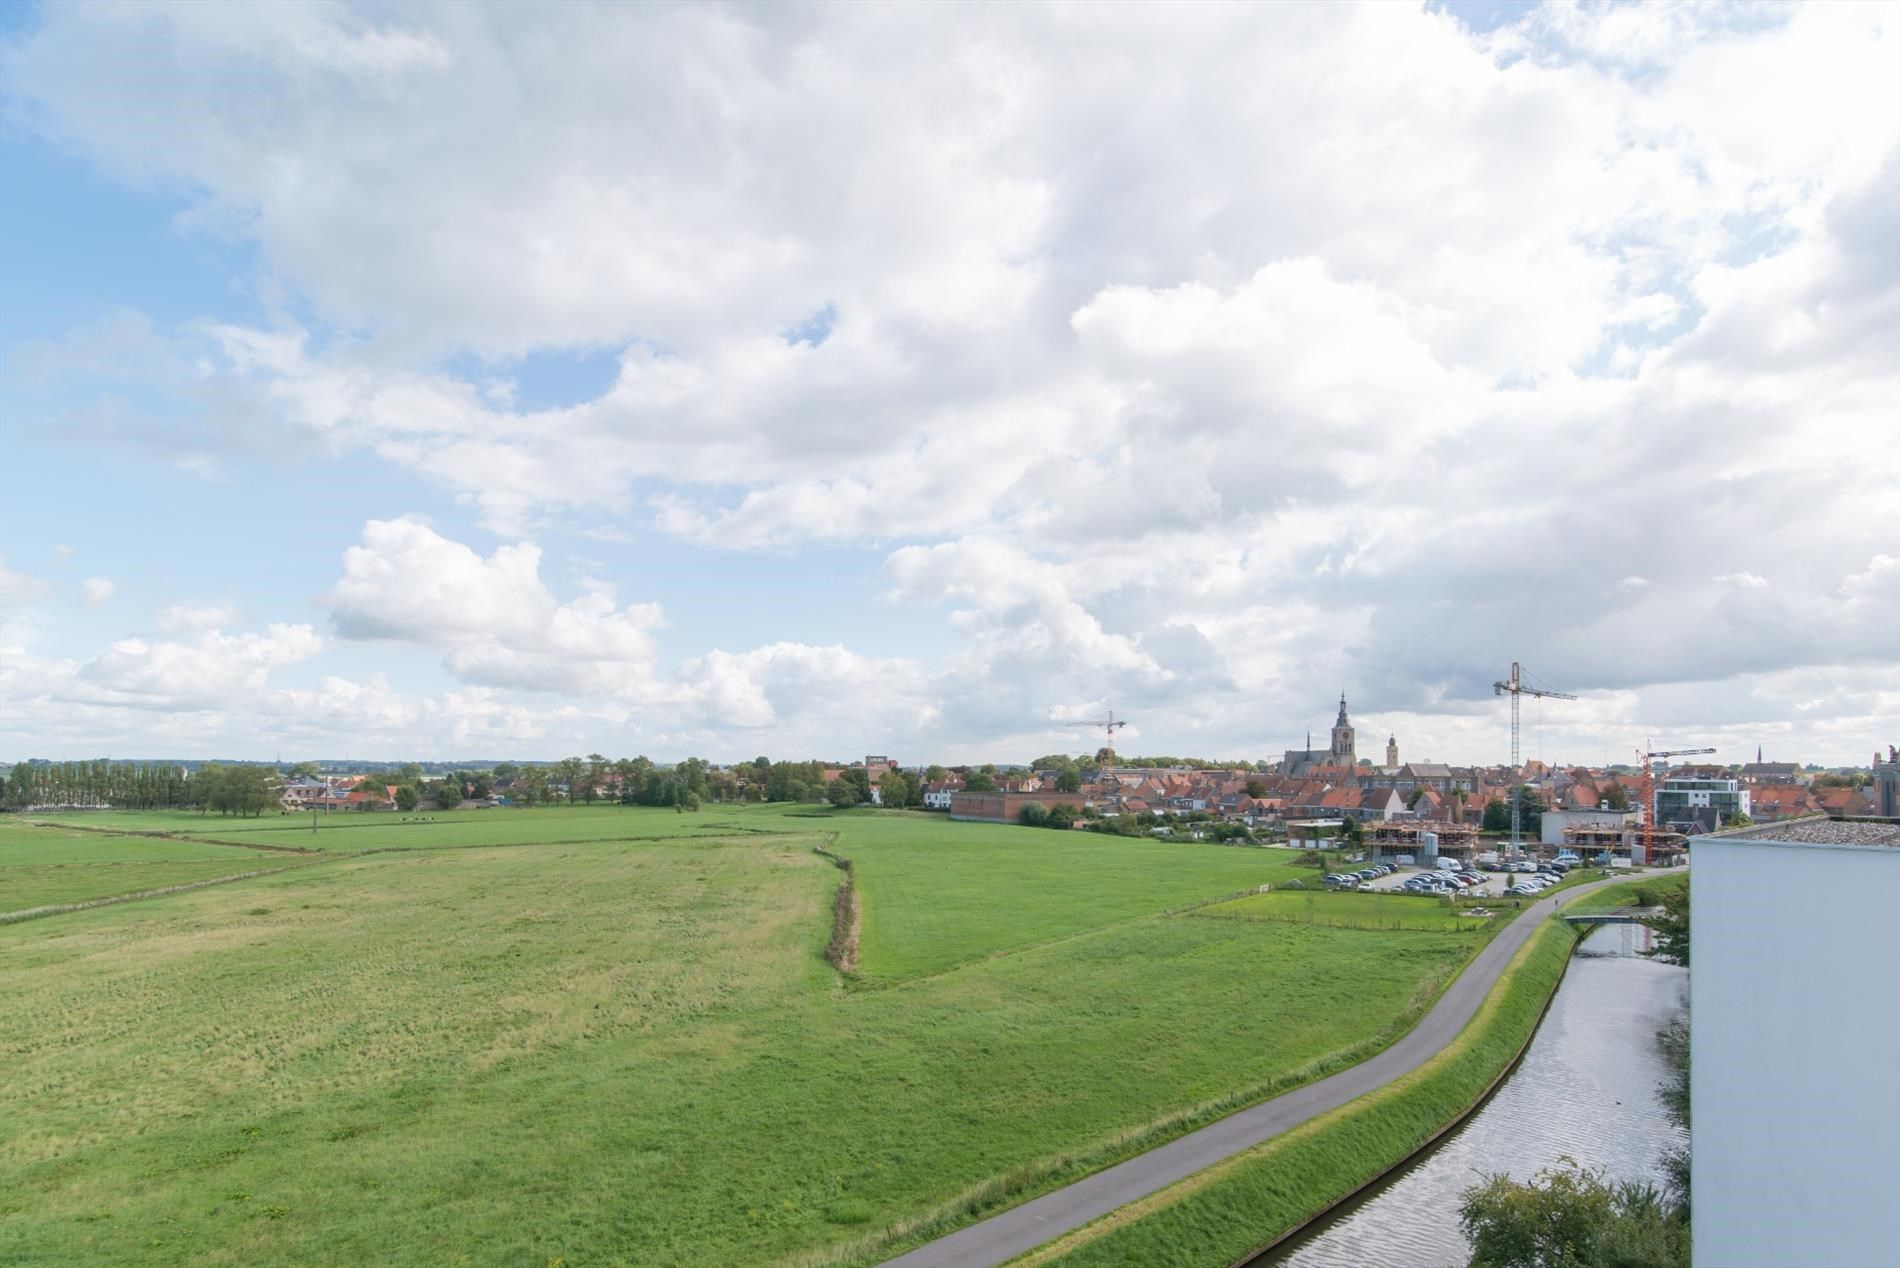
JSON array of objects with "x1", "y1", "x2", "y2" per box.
[{"x1": 882, "y1": 875, "x2": 1629, "y2": 1268}]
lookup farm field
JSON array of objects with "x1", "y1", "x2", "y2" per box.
[{"x1": 3, "y1": 805, "x2": 1503, "y2": 1266}]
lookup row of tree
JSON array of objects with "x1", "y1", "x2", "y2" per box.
[{"x1": 0, "y1": 760, "x2": 275, "y2": 813}]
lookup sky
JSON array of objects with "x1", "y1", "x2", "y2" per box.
[{"x1": 1, "y1": 0, "x2": 1896, "y2": 768}]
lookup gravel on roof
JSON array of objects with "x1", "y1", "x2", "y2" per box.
[{"x1": 1734, "y1": 818, "x2": 1900, "y2": 847}]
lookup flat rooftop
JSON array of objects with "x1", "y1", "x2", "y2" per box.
[{"x1": 1726, "y1": 817, "x2": 1900, "y2": 848}]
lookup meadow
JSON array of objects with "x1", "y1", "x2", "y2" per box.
[
  {"x1": 1194, "y1": 888, "x2": 1499, "y2": 934},
  {"x1": 2, "y1": 804, "x2": 1522, "y2": 1266},
  {"x1": 0, "y1": 821, "x2": 298, "y2": 915}
]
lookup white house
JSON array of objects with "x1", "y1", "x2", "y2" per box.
[{"x1": 1692, "y1": 817, "x2": 1900, "y2": 1268}]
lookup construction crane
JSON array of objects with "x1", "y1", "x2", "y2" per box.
[
  {"x1": 1069, "y1": 710, "x2": 1129, "y2": 778},
  {"x1": 1638, "y1": 745, "x2": 1717, "y2": 861},
  {"x1": 1493, "y1": 663, "x2": 1577, "y2": 858}
]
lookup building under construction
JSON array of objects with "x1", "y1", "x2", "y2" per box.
[
  {"x1": 1369, "y1": 821, "x2": 1479, "y2": 860},
  {"x1": 1563, "y1": 823, "x2": 1688, "y2": 866}
]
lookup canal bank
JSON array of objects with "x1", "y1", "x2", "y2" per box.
[
  {"x1": 1010, "y1": 916, "x2": 1589, "y2": 1268},
  {"x1": 1265, "y1": 920, "x2": 1687, "y2": 1267}
]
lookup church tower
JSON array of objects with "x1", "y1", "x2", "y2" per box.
[
  {"x1": 1386, "y1": 734, "x2": 1398, "y2": 768},
  {"x1": 1329, "y1": 693, "x2": 1356, "y2": 766}
]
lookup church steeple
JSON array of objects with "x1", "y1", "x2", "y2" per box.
[{"x1": 1329, "y1": 693, "x2": 1356, "y2": 766}]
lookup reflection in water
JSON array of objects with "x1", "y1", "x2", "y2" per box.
[{"x1": 1272, "y1": 924, "x2": 1688, "y2": 1268}]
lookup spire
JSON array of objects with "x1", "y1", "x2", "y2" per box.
[
  {"x1": 1336, "y1": 692, "x2": 1350, "y2": 726},
  {"x1": 1757, "y1": 744, "x2": 1763, "y2": 764}
]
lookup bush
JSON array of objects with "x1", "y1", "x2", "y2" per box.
[{"x1": 1019, "y1": 802, "x2": 1048, "y2": 827}]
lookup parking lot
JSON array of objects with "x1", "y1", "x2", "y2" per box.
[{"x1": 1323, "y1": 857, "x2": 1591, "y2": 901}]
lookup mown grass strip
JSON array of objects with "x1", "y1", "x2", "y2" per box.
[{"x1": 1013, "y1": 916, "x2": 1583, "y2": 1268}]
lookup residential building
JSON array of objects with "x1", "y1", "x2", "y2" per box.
[
  {"x1": 1877, "y1": 745, "x2": 1900, "y2": 817},
  {"x1": 1654, "y1": 775, "x2": 1750, "y2": 834},
  {"x1": 920, "y1": 779, "x2": 962, "y2": 811},
  {"x1": 1812, "y1": 786, "x2": 1874, "y2": 817},
  {"x1": 1747, "y1": 784, "x2": 1815, "y2": 823},
  {"x1": 1538, "y1": 806, "x2": 1640, "y2": 846},
  {"x1": 1693, "y1": 815, "x2": 1900, "y2": 1268}
]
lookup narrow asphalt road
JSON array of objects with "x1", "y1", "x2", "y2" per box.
[{"x1": 882, "y1": 874, "x2": 1632, "y2": 1268}]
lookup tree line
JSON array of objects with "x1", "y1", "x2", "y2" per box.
[{"x1": 0, "y1": 760, "x2": 281, "y2": 816}]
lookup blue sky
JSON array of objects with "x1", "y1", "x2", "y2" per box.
[{"x1": 2, "y1": 1, "x2": 1895, "y2": 765}]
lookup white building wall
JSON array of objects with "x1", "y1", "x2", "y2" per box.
[
  {"x1": 1693, "y1": 838, "x2": 1900, "y2": 1268},
  {"x1": 1539, "y1": 807, "x2": 1638, "y2": 846}
]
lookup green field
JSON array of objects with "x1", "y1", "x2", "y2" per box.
[
  {"x1": 0, "y1": 822, "x2": 301, "y2": 915},
  {"x1": 0, "y1": 821, "x2": 278, "y2": 864},
  {"x1": 2, "y1": 805, "x2": 1521, "y2": 1266},
  {"x1": 18, "y1": 804, "x2": 778, "y2": 852},
  {"x1": 1195, "y1": 888, "x2": 1499, "y2": 934}
]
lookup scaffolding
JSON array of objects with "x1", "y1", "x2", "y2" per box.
[
  {"x1": 1369, "y1": 821, "x2": 1479, "y2": 857},
  {"x1": 1563, "y1": 823, "x2": 1687, "y2": 865}
]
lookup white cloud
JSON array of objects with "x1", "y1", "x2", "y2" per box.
[
  {"x1": 156, "y1": 602, "x2": 240, "y2": 633},
  {"x1": 0, "y1": 556, "x2": 50, "y2": 651},
  {"x1": 326, "y1": 517, "x2": 672, "y2": 696},
  {"x1": 80, "y1": 576, "x2": 116, "y2": 605},
  {"x1": 2, "y1": 3, "x2": 1897, "y2": 763},
  {"x1": 0, "y1": 556, "x2": 45, "y2": 614}
]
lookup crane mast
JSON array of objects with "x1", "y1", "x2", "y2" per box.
[
  {"x1": 1493, "y1": 663, "x2": 1578, "y2": 858},
  {"x1": 1068, "y1": 710, "x2": 1129, "y2": 779},
  {"x1": 1638, "y1": 745, "x2": 1717, "y2": 860}
]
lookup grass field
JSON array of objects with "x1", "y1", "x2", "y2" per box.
[
  {"x1": 1, "y1": 860, "x2": 295, "y2": 913},
  {"x1": 0, "y1": 821, "x2": 302, "y2": 915},
  {"x1": 0, "y1": 821, "x2": 279, "y2": 864},
  {"x1": 2, "y1": 805, "x2": 1518, "y2": 1266},
  {"x1": 837, "y1": 816, "x2": 1306, "y2": 981},
  {"x1": 1194, "y1": 888, "x2": 1498, "y2": 934},
  {"x1": 19, "y1": 804, "x2": 787, "y2": 852}
]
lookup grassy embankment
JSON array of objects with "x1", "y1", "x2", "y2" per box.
[
  {"x1": 1562, "y1": 869, "x2": 1689, "y2": 915},
  {"x1": 1018, "y1": 915, "x2": 1587, "y2": 1267},
  {"x1": 3, "y1": 805, "x2": 1503, "y2": 1267}
]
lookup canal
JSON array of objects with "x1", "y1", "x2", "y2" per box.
[{"x1": 1268, "y1": 922, "x2": 1688, "y2": 1268}]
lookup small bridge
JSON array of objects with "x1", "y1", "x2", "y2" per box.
[{"x1": 1561, "y1": 906, "x2": 1659, "y2": 925}]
